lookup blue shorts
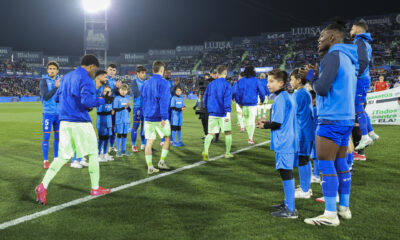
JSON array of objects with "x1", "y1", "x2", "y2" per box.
[
  {"x1": 275, "y1": 152, "x2": 297, "y2": 170},
  {"x1": 317, "y1": 124, "x2": 353, "y2": 147},
  {"x1": 43, "y1": 114, "x2": 60, "y2": 132},
  {"x1": 116, "y1": 123, "x2": 131, "y2": 134},
  {"x1": 355, "y1": 78, "x2": 370, "y2": 104},
  {"x1": 97, "y1": 127, "x2": 112, "y2": 137},
  {"x1": 299, "y1": 140, "x2": 313, "y2": 156}
]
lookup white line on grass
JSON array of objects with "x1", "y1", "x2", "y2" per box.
[{"x1": 0, "y1": 140, "x2": 270, "y2": 230}]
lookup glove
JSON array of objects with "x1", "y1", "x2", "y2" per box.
[{"x1": 104, "y1": 92, "x2": 114, "y2": 104}]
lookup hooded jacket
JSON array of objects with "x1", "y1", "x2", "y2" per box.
[
  {"x1": 40, "y1": 74, "x2": 60, "y2": 115},
  {"x1": 204, "y1": 78, "x2": 232, "y2": 117},
  {"x1": 142, "y1": 74, "x2": 171, "y2": 122},
  {"x1": 353, "y1": 33, "x2": 372, "y2": 80},
  {"x1": 235, "y1": 76, "x2": 266, "y2": 106}
]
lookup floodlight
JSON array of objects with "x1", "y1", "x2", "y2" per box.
[{"x1": 83, "y1": 0, "x2": 110, "y2": 13}]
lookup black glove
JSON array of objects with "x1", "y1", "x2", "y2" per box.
[{"x1": 104, "y1": 92, "x2": 114, "y2": 104}]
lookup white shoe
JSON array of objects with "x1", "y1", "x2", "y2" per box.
[
  {"x1": 304, "y1": 214, "x2": 340, "y2": 226},
  {"x1": 368, "y1": 132, "x2": 379, "y2": 141},
  {"x1": 338, "y1": 206, "x2": 352, "y2": 220},
  {"x1": 140, "y1": 144, "x2": 146, "y2": 150},
  {"x1": 355, "y1": 136, "x2": 373, "y2": 150},
  {"x1": 104, "y1": 153, "x2": 114, "y2": 161},
  {"x1": 147, "y1": 167, "x2": 159, "y2": 174},
  {"x1": 158, "y1": 160, "x2": 170, "y2": 170},
  {"x1": 109, "y1": 147, "x2": 117, "y2": 154},
  {"x1": 295, "y1": 188, "x2": 312, "y2": 199},
  {"x1": 70, "y1": 161, "x2": 83, "y2": 168},
  {"x1": 79, "y1": 159, "x2": 89, "y2": 167},
  {"x1": 311, "y1": 175, "x2": 321, "y2": 184},
  {"x1": 98, "y1": 154, "x2": 108, "y2": 162}
]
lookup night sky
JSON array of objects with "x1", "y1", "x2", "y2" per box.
[{"x1": 0, "y1": 0, "x2": 396, "y2": 56}]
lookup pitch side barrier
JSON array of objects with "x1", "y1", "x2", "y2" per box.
[{"x1": 0, "y1": 96, "x2": 40, "y2": 103}]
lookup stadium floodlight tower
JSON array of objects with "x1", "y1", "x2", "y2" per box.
[{"x1": 83, "y1": 0, "x2": 110, "y2": 68}]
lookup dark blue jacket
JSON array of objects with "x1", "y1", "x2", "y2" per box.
[
  {"x1": 313, "y1": 44, "x2": 358, "y2": 121},
  {"x1": 235, "y1": 76, "x2": 266, "y2": 106},
  {"x1": 131, "y1": 76, "x2": 146, "y2": 108},
  {"x1": 56, "y1": 67, "x2": 105, "y2": 122},
  {"x1": 204, "y1": 78, "x2": 232, "y2": 117},
  {"x1": 142, "y1": 74, "x2": 171, "y2": 122},
  {"x1": 353, "y1": 33, "x2": 372, "y2": 79}
]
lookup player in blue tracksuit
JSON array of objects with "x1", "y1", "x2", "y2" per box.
[
  {"x1": 106, "y1": 63, "x2": 121, "y2": 153},
  {"x1": 39, "y1": 61, "x2": 61, "y2": 169},
  {"x1": 130, "y1": 65, "x2": 147, "y2": 152},
  {"x1": 289, "y1": 68, "x2": 314, "y2": 198},
  {"x1": 202, "y1": 65, "x2": 233, "y2": 160},
  {"x1": 257, "y1": 69, "x2": 298, "y2": 218},
  {"x1": 235, "y1": 66, "x2": 266, "y2": 144},
  {"x1": 113, "y1": 84, "x2": 132, "y2": 157},
  {"x1": 308, "y1": 90, "x2": 320, "y2": 183},
  {"x1": 303, "y1": 21, "x2": 357, "y2": 226},
  {"x1": 35, "y1": 55, "x2": 112, "y2": 205},
  {"x1": 170, "y1": 86, "x2": 186, "y2": 147},
  {"x1": 258, "y1": 73, "x2": 270, "y2": 119},
  {"x1": 350, "y1": 20, "x2": 379, "y2": 150}
]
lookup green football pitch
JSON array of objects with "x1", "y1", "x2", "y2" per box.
[{"x1": 0, "y1": 101, "x2": 399, "y2": 240}]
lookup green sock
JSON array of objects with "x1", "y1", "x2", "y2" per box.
[
  {"x1": 88, "y1": 154, "x2": 100, "y2": 189},
  {"x1": 204, "y1": 135, "x2": 213, "y2": 154},
  {"x1": 145, "y1": 155, "x2": 153, "y2": 167},
  {"x1": 42, "y1": 157, "x2": 68, "y2": 189},
  {"x1": 248, "y1": 125, "x2": 255, "y2": 139},
  {"x1": 160, "y1": 149, "x2": 169, "y2": 161},
  {"x1": 225, "y1": 134, "x2": 232, "y2": 155}
]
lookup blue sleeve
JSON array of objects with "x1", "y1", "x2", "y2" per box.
[
  {"x1": 131, "y1": 79, "x2": 140, "y2": 98},
  {"x1": 40, "y1": 78, "x2": 57, "y2": 101},
  {"x1": 271, "y1": 97, "x2": 285, "y2": 124},
  {"x1": 235, "y1": 81, "x2": 242, "y2": 104},
  {"x1": 295, "y1": 92, "x2": 305, "y2": 116},
  {"x1": 112, "y1": 97, "x2": 119, "y2": 109},
  {"x1": 224, "y1": 83, "x2": 232, "y2": 113},
  {"x1": 182, "y1": 98, "x2": 185, "y2": 107},
  {"x1": 312, "y1": 52, "x2": 339, "y2": 97},
  {"x1": 55, "y1": 81, "x2": 62, "y2": 103},
  {"x1": 171, "y1": 96, "x2": 176, "y2": 108},
  {"x1": 355, "y1": 39, "x2": 369, "y2": 78},
  {"x1": 257, "y1": 80, "x2": 266, "y2": 103},
  {"x1": 160, "y1": 81, "x2": 171, "y2": 121},
  {"x1": 80, "y1": 76, "x2": 105, "y2": 108}
]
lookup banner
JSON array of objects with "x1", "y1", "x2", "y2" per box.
[
  {"x1": 204, "y1": 41, "x2": 232, "y2": 50},
  {"x1": 46, "y1": 56, "x2": 69, "y2": 65},
  {"x1": 121, "y1": 53, "x2": 148, "y2": 63},
  {"x1": 176, "y1": 45, "x2": 204, "y2": 54},
  {"x1": 0, "y1": 47, "x2": 12, "y2": 59},
  {"x1": 291, "y1": 26, "x2": 322, "y2": 36},
  {"x1": 148, "y1": 49, "x2": 176, "y2": 57},
  {"x1": 13, "y1": 51, "x2": 43, "y2": 63},
  {"x1": 355, "y1": 14, "x2": 392, "y2": 25},
  {"x1": 365, "y1": 88, "x2": 400, "y2": 125},
  {"x1": 232, "y1": 36, "x2": 262, "y2": 46},
  {"x1": 84, "y1": 28, "x2": 109, "y2": 50},
  {"x1": 262, "y1": 32, "x2": 289, "y2": 39}
]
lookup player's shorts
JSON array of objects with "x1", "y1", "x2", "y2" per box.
[
  {"x1": 275, "y1": 152, "x2": 297, "y2": 170},
  {"x1": 355, "y1": 77, "x2": 370, "y2": 104},
  {"x1": 97, "y1": 126, "x2": 112, "y2": 137},
  {"x1": 299, "y1": 140, "x2": 313, "y2": 156},
  {"x1": 42, "y1": 113, "x2": 60, "y2": 132},
  {"x1": 242, "y1": 106, "x2": 257, "y2": 125},
  {"x1": 317, "y1": 120, "x2": 354, "y2": 147},
  {"x1": 208, "y1": 116, "x2": 231, "y2": 133},
  {"x1": 59, "y1": 121, "x2": 98, "y2": 159},
  {"x1": 116, "y1": 123, "x2": 131, "y2": 134},
  {"x1": 144, "y1": 120, "x2": 171, "y2": 140},
  {"x1": 235, "y1": 103, "x2": 242, "y2": 113},
  {"x1": 171, "y1": 112, "x2": 183, "y2": 126},
  {"x1": 133, "y1": 107, "x2": 144, "y2": 123}
]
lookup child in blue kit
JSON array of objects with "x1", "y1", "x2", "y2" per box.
[
  {"x1": 309, "y1": 90, "x2": 321, "y2": 183},
  {"x1": 257, "y1": 69, "x2": 298, "y2": 218},
  {"x1": 170, "y1": 86, "x2": 186, "y2": 147},
  {"x1": 97, "y1": 86, "x2": 114, "y2": 162},
  {"x1": 112, "y1": 84, "x2": 132, "y2": 157}
]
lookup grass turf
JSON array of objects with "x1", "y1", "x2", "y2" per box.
[{"x1": 0, "y1": 101, "x2": 399, "y2": 239}]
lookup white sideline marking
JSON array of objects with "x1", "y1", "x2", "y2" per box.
[{"x1": 0, "y1": 140, "x2": 270, "y2": 230}]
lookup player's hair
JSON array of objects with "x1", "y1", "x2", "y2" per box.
[
  {"x1": 174, "y1": 85, "x2": 182, "y2": 95},
  {"x1": 243, "y1": 66, "x2": 256, "y2": 78},
  {"x1": 239, "y1": 72, "x2": 245, "y2": 77},
  {"x1": 309, "y1": 90, "x2": 316, "y2": 100},
  {"x1": 136, "y1": 65, "x2": 147, "y2": 73},
  {"x1": 81, "y1": 54, "x2": 100, "y2": 67},
  {"x1": 353, "y1": 20, "x2": 368, "y2": 31},
  {"x1": 107, "y1": 63, "x2": 117, "y2": 69},
  {"x1": 267, "y1": 69, "x2": 288, "y2": 84},
  {"x1": 103, "y1": 85, "x2": 111, "y2": 91},
  {"x1": 152, "y1": 60, "x2": 165, "y2": 73},
  {"x1": 95, "y1": 70, "x2": 107, "y2": 78},
  {"x1": 325, "y1": 18, "x2": 347, "y2": 41},
  {"x1": 120, "y1": 83, "x2": 129, "y2": 91},
  {"x1": 216, "y1": 65, "x2": 227, "y2": 75},
  {"x1": 47, "y1": 61, "x2": 59, "y2": 70},
  {"x1": 204, "y1": 73, "x2": 210, "y2": 78},
  {"x1": 290, "y1": 68, "x2": 307, "y2": 85},
  {"x1": 260, "y1": 73, "x2": 266, "y2": 79}
]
